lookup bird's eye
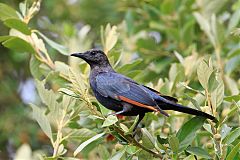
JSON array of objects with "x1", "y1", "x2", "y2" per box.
[{"x1": 91, "y1": 52, "x2": 96, "y2": 55}]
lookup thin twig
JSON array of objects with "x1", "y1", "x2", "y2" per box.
[{"x1": 113, "y1": 126, "x2": 163, "y2": 158}]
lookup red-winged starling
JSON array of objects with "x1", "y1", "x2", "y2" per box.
[{"x1": 71, "y1": 49, "x2": 217, "y2": 131}]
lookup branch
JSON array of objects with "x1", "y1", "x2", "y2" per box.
[{"x1": 113, "y1": 126, "x2": 163, "y2": 158}]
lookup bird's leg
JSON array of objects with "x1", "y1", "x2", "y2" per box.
[
  {"x1": 108, "y1": 102, "x2": 132, "y2": 116},
  {"x1": 132, "y1": 113, "x2": 145, "y2": 136}
]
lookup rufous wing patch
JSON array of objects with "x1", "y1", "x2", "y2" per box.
[{"x1": 118, "y1": 95, "x2": 158, "y2": 112}]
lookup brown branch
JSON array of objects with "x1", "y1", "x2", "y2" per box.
[{"x1": 113, "y1": 126, "x2": 163, "y2": 158}]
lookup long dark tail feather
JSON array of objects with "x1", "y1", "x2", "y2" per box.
[{"x1": 158, "y1": 100, "x2": 218, "y2": 123}]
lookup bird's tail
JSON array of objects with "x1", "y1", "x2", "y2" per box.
[{"x1": 157, "y1": 100, "x2": 217, "y2": 123}]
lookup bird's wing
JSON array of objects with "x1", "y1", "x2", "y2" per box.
[
  {"x1": 96, "y1": 72, "x2": 159, "y2": 112},
  {"x1": 142, "y1": 85, "x2": 178, "y2": 103}
]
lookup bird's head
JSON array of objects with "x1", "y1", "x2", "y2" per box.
[{"x1": 71, "y1": 49, "x2": 110, "y2": 68}]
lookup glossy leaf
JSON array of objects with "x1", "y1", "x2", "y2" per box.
[
  {"x1": 30, "y1": 104, "x2": 52, "y2": 140},
  {"x1": 194, "y1": 12, "x2": 215, "y2": 47},
  {"x1": 2, "y1": 36, "x2": 35, "y2": 53},
  {"x1": 103, "y1": 24, "x2": 119, "y2": 54},
  {"x1": 224, "y1": 95, "x2": 240, "y2": 102},
  {"x1": 128, "y1": 115, "x2": 139, "y2": 133},
  {"x1": 72, "y1": 128, "x2": 97, "y2": 141},
  {"x1": 109, "y1": 147, "x2": 126, "y2": 160},
  {"x1": 226, "y1": 142, "x2": 240, "y2": 160},
  {"x1": 0, "y1": 3, "x2": 18, "y2": 21},
  {"x1": 117, "y1": 59, "x2": 143, "y2": 73},
  {"x1": 197, "y1": 60, "x2": 213, "y2": 89},
  {"x1": 19, "y1": 1, "x2": 27, "y2": 17},
  {"x1": 220, "y1": 124, "x2": 232, "y2": 140},
  {"x1": 35, "y1": 31, "x2": 68, "y2": 55},
  {"x1": 141, "y1": 128, "x2": 155, "y2": 149},
  {"x1": 186, "y1": 146, "x2": 211, "y2": 159},
  {"x1": 74, "y1": 133, "x2": 105, "y2": 156},
  {"x1": 102, "y1": 115, "x2": 118, "y2": 127},
  {"x1": 211, "y1": 80, "x2": 224, "y2": 109},
  {"x1": 58, "y1": 88, "x2": 79, "y2": 98},
  {"x1": 120, "y1": 123, "x2": 129, "y2": 133},
  {"x1": 177, "y1": 117, "x2": 206, "y2": 152},
  {"x1": 208, "y1": 71, "x2": 219, "y2": 93},
  {"x1": 0, "y1": 35, "x2": 11, "y2": 42},
  {"x1": 223, "y1": 127, "x2": 240, "y2": 145},
  {"x1": 29, "y1": 55, "x2": 43, "y2": 79},
  {"x1": 168, "y1": 135, "x2": 179, "y2": 153},
  {"x1": 35, "y1": 80, "x2": 57, "y2": 111},
  {"x1": 228, "y1": 9, "x2": 240, "y2": 34},
  {"x1": 4, "y1": 18, "x2": 31, "y2": 35}
]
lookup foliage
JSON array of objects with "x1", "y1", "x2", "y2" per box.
[{"x1": 0, "y1": 0, "x2": 240, "y2": 159}]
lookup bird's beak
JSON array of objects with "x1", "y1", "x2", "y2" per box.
[{"x1": 71, "y1": 53, "x2": 84, "y2": 58}]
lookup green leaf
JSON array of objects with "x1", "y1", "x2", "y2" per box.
[
  {"x1": 74, "y1": 132, "x2": 105, "y2": 156},
  {"x1": 117, "y1": 59, "x2": 143, "y2": 73},
  {"x1": 168, "y1": 135, "x2": 179, "y2": 153},
  {"x1": 205, "y1": 0, "x2": 227, "y2": 17},
  {"x1": 110, "y1": 147, "x2": 126, "y2": 160},
  {"x1": 226, "y1": 142, "x2": 240, "y2": 160},
  {"x1": 183, "y1": 155, "x2": 195, "y2": 160},
  {"x1": 98, "y1": 145, "x2": 110, "y2": 160},
  {"x1": 186, "y1": 146, "x2": 211, "y2": 159},
  {"x1": 208, "y1": 71, "x2": 219, "y2": 93},
  {"x1": 225, "y1": 56, "x2": 240, "y2": 74},
  {"x1": 2, "y1": 37, "x2": 35, "y2": 53},
  {"x1": 110, "y1": 130, "x2": 128, "y2": 145},
  {"x1": 174, "y1": 51, "x2": 184, "y2": 64},
  {"x1": 102, "y1": 115, "x2": 118, "y2": 127},
  {"x1": 141, "y1": 128, "x2": 155, "y2": 149},
  {"x1": 184, "y1": 94, "x2": 201, "y2": 110},
  {"x1": 55, "y1": 61, "x2": 69, "y2": 76},
  {"x1": 224, "y1": 95, "x2": 240, "y2": 102},
  {"x1": 225, "y1": 75, "x2": 239, "y2": 95},
  {"x1": 103, "y1": 24, "x2": 119, "y2": 54},
  {"x1": 30, "y1": 104, "x2": 52, "y2": 140},
  {"x1": 211, "y1": 80, "x2": 224, "y2": 109},
  {"x1": 227, "y1": 9, "x2": 240, "y2": 34},
  {"x1": 35, "y1": 31, "x2": 68, "y2": 55},
  {"x1": 197, "y1": 60, "x2": 213, "y2": 89},
  {"x1": 58, "y1": 88, "x2": 79, "y2": 98},
  {"x1": 19, "y1": 1, "x2": 27, "y2": 17},
  {"x1": 29, "y1": 55, "x2": 43, "y2": 79},
  {"x1": 72, "y1": 128, "x2": 97, "y2": 141},
  {"x1": 68, "y1": 68, "x2": 87, "y2": 95},
  {"x1": 220, "y1": 124, "x2": 232, "y2": 140},
  {"x1": 120, "y1": 123, "x2": 129, "y2": 133},
  {"x1": 0, "y1": 3, "x2": 18, "y2": 21},
  {"x1": 157, "y1": 136, "x2": 168, "y2": 144},
  {"x1": 62, "y1": 95, "x2": 72, "y2": 110},
  {"x1": 227, "y1": 46, "x2": 240, "y2": 59},
  {"x1": 0, "y1": 36, "x2": 11, "y2": 42},
  {"x1": 223, "y1": 127, "x2": 240, "y2": 145},
  {"x1": 177, "y1": 117, "x2": 206, "y2": 152},
  {"x1": 35, "y1": 80, "x2": 57, "y2": 111},
  {"x1": 63, "y1": 158, "x2": 80, "y2": 160},
  {"x1": 203, "y1": 124, "x2": 213, "y2": 134},
  {"x1": 193, "y1": 12, "x2": 215, "y2": 47},
  {"x1": 128, "y1": 115, "x2": 139, "y2": 133},
  {"x1": 4, "y1": 18, "x2": 31, "y2": 35}
]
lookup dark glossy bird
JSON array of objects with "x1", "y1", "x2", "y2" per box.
[{"x1": 71, "y1": 49, "x2": 217, "y2": 131}]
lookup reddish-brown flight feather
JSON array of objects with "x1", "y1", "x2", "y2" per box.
[{"x1": 118, "y1": 95, "x2": 158, "y2": 112}]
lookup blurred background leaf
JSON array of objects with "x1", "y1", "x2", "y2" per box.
[{"x1": 0, "y1": 0, "x2": 239, "y2": 159}]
